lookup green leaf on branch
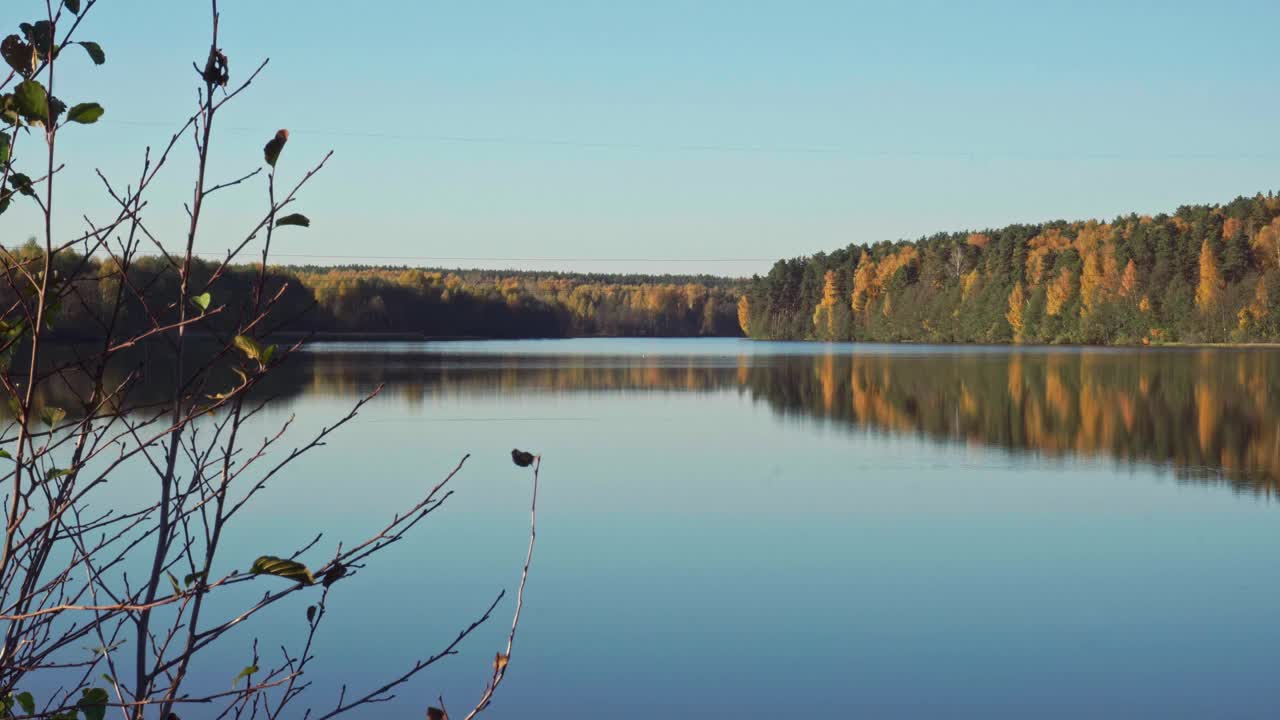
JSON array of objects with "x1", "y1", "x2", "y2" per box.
[
  {"x1": 40, "y1": 406, "x2": 66, "y2": 427},
  {"x1": 167, "y1": 571, "x2": 182, "y2": 596},
  {"x1": 16, "y1": 691, "x2": 34, "y2": 714},
  {"x1": 0, "y1": 449, "x2": 11, "y2": 459},
  {"x1": 66, "y1": 102, "x2": 103, "y2": 124},
  {"x1": 249, "y1": 556, "x2": 315, "y2": 585},
  {"x1": 77, "y1": 688, "x2": 108, "y2": 720},
  {"x1": 261, "y1": 344, "x2": 278, "y2": 365},
  {"x1": 9, "y1": 172, "x2": 35, "y2": 197},
  {"x1": 13, "y1": 80, "x2": 49, "y2": 124},
  {"x1": 0, "y1": 131, "x2": 10, "y2": 164},
  {"x1": 0, "y1": 318, "x2": 25, "y2": 340},
  {"x1": 306, "y1": 605, "x2": 316, "y2": 622},
  {"x1": 233, "y1": 335, "x2": 263, "y2": 363},
  {"x1": 232, "y1": 665, "x2": 259, "y2": 687},
  {"x1": 191, "y1": 292, "x2": 212, "y2": 312},
  {"x1": 275, "y1": 213, "x2": 310, "y2": 228},
  {"x1": 45, "y1": 467, "x2": 72, "y2": 481},
  {"x1": 184, "y1": 571, "x2": 206, "y2": 587},
  {"x1": 77, "y1": 41, "x2": 105, "y2": 65},
  {"x1": 0, "y1": 94, "x2": 22, "y2": 126},
  {"x1": 64, "y1": 0, "x2": 82, "y2": 15}
]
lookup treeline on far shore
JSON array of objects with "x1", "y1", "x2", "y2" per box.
[
  {"x1": 0, "y1": 243, "x2": 746, "y2": 340},
  {"x1": 739, "y1": 191, "x2": 1280, "y2": 345}
]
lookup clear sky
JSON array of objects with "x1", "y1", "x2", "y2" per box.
[{"x1": 22, "y1": 0, "x2": 1280, "y2": 276}]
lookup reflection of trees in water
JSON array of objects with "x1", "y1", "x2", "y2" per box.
[
  {"x1": 290, "y1": 348, "x2": 1280, "y2": 494},
  {"x1": 16, "y1": 347, "x2": 1279, "y2": 494},
  {"x1": 750, "y1": 350, "x2": 1280, "y2": 494}
]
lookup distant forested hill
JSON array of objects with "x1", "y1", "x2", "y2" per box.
[
  {"x1": 290, "y1": 266, "x2": 744, "y2": 337},
  {"x1": 739, "y1": 191, "x2": 1280, "y2": 344},
  {"x1": 0, "y1": 244, "x2": 745, "y2": 339}
]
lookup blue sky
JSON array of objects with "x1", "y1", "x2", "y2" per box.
[{"x1": 22, "y1": 0, "x2": 1280, "y2": 275}]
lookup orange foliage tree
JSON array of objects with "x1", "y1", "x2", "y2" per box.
[
  {"x1": 1196, "y1": 239, "x2": 1223, "y2": 311},
  {"x1": 851, "y1": 258, "x2": 879, "y2": 313},
  {"x1": 811, "y1": 270, "x2": 841, "y2": 338},
  {"x1": 1119, "y1": 259, "x2": 1139, "y2": 298},
  {"x1": 1006, "y1": 282, "x2": 1026, "y2": 341},
  {"x1": 1046, "y1": 268, "x2": 1075, "y2": 317}
]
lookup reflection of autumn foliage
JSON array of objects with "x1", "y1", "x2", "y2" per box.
[
  {"x1": 737, "y1": 350, "x2": 1280, "y2": 494},
  {"x1": 24, "y1": 346, "x2": 1280, "y2": 493},
  {"x1": 301, "y1": 348, "x2": 1280, "y2": 493}
]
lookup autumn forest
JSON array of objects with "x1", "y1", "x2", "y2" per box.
[
  {"x1": 3, "y1": 244, "x2": 744, "y2": 340},
  {"x1": 7, "y1": 190, "x2": 1280, "y2": 345},
  {"x1": 740, "y1": 190, "x2": 1280, "y2": 345}
]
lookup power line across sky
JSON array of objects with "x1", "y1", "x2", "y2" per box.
[
  {"x1": 106, "y1": 120, "x2": 1280, "y2": 161},
  {"x1": 206, "y1": 253, "x2": 775, "y2": 263}
]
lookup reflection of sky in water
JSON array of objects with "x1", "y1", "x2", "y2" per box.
[{"x1": 42, "y1": 340, "x2": 1280, "y2": 718}]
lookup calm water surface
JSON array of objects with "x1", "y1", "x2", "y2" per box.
[{"x1": 196, "y1": 339, "x2": 1279, "y2": 718}]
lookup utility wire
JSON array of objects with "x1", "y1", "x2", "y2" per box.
[
  {"x1": 104, "y1": 119, "x2": 1280, "y2": 160},
  {"x1": 191, "y1": 252, "x2": 775, "y2": 263}
]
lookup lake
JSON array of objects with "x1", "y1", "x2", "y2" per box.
[{"x1": 176, "y1": 339, "x2": 1280, "y2": 718}]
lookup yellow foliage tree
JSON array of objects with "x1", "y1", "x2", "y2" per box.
[
  {"x1": 1006, "y1": 281, "x2": 1026, "y2": 341},
  {"x1": 737, "y1": 295, "x2": 750, "y2": 336},
  {"x1": 1079, "y1": 250, "x2": 1107, "y2": 314},
  {"x1": 1024, "y1": 228, "x2": 1072, "y2": 286},
  {"x1": 1222, "y1": 216, "x2": 1243, "y2": 240},
  {"x1": 1025, "y1": 251, "x2": 1049, "y2": 286},
  {"x1": 851, "y1": 260, "x2": 879, "y2": 312},
  {"x1": 812, "y1": 270, "x2": 840, "y2": 338},
  {"x1": 1238, "y1": 273, "x2": 1273, "y2": 330},
  {"x1": 1072, "y1": 221, "x2": 1111, "y2": 256},
  {"x1": 875, "y1": 246, "x2": 918, "y2": 287},
  {"x1": 961, "y1": 269, "x2": 980, "y2": 301},
  {"x1": 1046, "y1": 268, "x2": 1075, "y2": 317},
  {"x1": 1252, "y1": 217, "x2": 1280, "y2": 269},
  {"x1": 1196, "y1": 239, "x2": 1223, "y2": 311}
]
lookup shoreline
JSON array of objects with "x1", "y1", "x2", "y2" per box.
[
  {"x1": 43, "y1": 331, "x2": 1280, "y2": 349},
  {"x1": 274, "y1": 333, "x2": 1280, "y2": 349}
]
